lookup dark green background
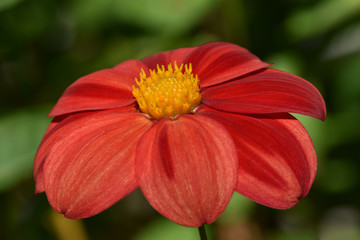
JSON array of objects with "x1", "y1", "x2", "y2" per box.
[{"x1": 1, "y1": 0, "x2": 359, "y2": 239}]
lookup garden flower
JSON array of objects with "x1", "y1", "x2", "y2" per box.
[{"x1": 34, "y1": 42, "x2": 326, "y2": 227}]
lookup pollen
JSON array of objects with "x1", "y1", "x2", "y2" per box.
[{"x1": 132, "y1": 62, "x2": 202, "y2": 119}]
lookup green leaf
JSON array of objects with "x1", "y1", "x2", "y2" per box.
[
  {"x1": 0, "y1": 0, "x2": 24, "y2": 12},
  {"x1": 0, "y1": 106, "x2": 51, "y2": 192}
]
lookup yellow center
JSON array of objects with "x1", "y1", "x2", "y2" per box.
[{"x1": 132, "y1": 62, "x2": 202, "y2": 119}]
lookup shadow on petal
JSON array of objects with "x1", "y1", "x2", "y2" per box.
[
  {"x1": 198, "y1": 106, "x2": 317, "y2": 209},
  {"x1": 136, "y1": 115, "x2": 239, "y2": 227}
]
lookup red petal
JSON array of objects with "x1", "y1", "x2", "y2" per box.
[
  {"x1": 42, "y1": 110, "x2": 152, "y2": 218},
  {"x1": 34, "y1": 106, "x2": 137, "y2": 194},
  {"x1": 185, "y1": 42, "x2": 270, "y2": 88},
  {"x1": 34, "y1": 113, "x2": 88, "y2": 194},
  {"x1": 112, "y1": 59, "x2": 148, "y2": 79},
  {"x1": 136, "y1": 115, "x2": 238, "y2": 227},
  {"x1": 49, "y1": 69, "x2": 136, "y2": 117},
  {"x1": 202, "y1": 68, "x2": 326, "y2": 120},
  {"x1": 198, "y1": 106, "x2": 317, "y2": 209},
  {"x1": 141, "y1": 46, "x2": 197, "y2": 70}
]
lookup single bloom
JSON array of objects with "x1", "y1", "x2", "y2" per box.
[{"x1": 34, "y1": 42, "x2": 326, "y2": 227}]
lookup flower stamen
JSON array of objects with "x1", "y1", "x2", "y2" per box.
[{"x1": 132, "y1": 62, "x2": 202, "y2": 119}]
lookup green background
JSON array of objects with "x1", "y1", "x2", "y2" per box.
[{"x1": 1, "y1": 0, "x2": 359, "y2": 239}]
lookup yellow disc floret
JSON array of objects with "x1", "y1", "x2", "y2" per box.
[{"x1": 132, "y1": 62, "x2": 202, "y2": 119}]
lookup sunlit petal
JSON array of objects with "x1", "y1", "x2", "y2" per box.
[
  {"x1": 43, "y1": 110, "x2": 151, "y2": 218},
  {"x1": 136, "y1": 115, "x2": 238, "y2": 227}
]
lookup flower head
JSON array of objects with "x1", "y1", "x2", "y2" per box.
[{"x1": 34, "y1": 42, "x2": 326, "y2": 227}]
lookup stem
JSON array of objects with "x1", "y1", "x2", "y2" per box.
[{"x1": 198, "y1": 225, "x2": 208, "y2": 240}]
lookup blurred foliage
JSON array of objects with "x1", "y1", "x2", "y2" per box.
[
  {"x1": 1, "y1": 0, "x2": 360, "y2": 239},
  {"x1": 71, "y1": 0, "x2": 220, "y2": 36},
  {"x1": 0, "y1": 0, "x2": 23, "y2": 12},
  {"x1": 133, "y1": 218, "x2": 205, "y2": 240},
  {"x1": 285, "y1": 0, "x2": 360, "y2": 41},
  {"x1": 0, "y1": 106, "x2": 51, "y2": 192}
]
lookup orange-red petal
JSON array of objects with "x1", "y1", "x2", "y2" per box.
[
  {"x1": 49, "y1": 68, "x2": 137, "y2": 117},
  {"x1": 186, "y1": 42, "x2": 270, "y2": 88},
  {"x1": 202, "y1": 68, "x2": 326, "y2": 120},
  {"x1": 198, "y1": 106, "x2": 317, "y2": 209},
  {"x1": 141, "y1": 46, "x2": 197, "y2": 70},
  {"x1": 41, "y1": 110, "x2": 152, "y2": 218},
  {"x1": 113, "y1": 59, "x2": 148, "y2": 79},
  {"x1": 34, "y1": 106, "x2": 137, "y2": 194},
  {"x1": 34, "y1": 113, "x2": 91, "y2": 194},
  {"x1": 136, "y1": 115, "x2": 238, "y2": 227}
]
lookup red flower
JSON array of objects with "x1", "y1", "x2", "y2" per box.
[{"x1": 34, "y1": 42, "x2": 326, "y2": 227}]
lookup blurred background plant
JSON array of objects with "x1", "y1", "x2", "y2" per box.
[{"x1": 1, "y1": 0, "x2": 359, "y2": 239}]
